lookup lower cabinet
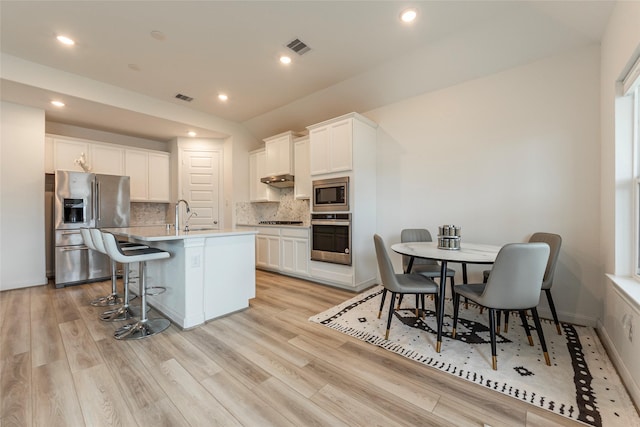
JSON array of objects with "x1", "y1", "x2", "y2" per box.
[
  {"x1": 256, "y1": 234, "x2": 280, "y2": 270},
  {"x1": 254, "y1": 226, "x2": 309, "y2": 278},
  {"x1": 281, "y1": 228, "x2": 309, "y2": 277}
]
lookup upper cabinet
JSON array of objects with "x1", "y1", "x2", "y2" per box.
[
  {"x1": 91, "y1": 144, "x2": 125, "y2": 175},
  {"x1": 52, "y1": 137, "x2": 91, "y2": 172},
  {"x1": 124, "y1": 149, "x2": 149, "y2": 200},
  {"x1": 125, "y1": 149, "x2": 170, "y2": 202},
  {"x1": 294, "y1": 136, "x2": 311, "y2": 199},
  {"x1": 264, "y1": 131, "x2": 301, "y2": 177},
  {"x1": 249, "y1": 149, "x2": 280, "y2": 202},
  {"x1": 148, "y1": 152, "x2": 170, "y2": 202},
  {"x1": 307, "y1": 113, "x2": 377, "y2": 176},
  {"x1": 46, "y1": 134, "x2": 171, "y2": 203}
]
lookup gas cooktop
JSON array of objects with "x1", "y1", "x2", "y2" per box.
[{"x1": 258, "y1": 220, "x2": 303, "y2": 225}]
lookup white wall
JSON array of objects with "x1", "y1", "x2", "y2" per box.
[
  {"x1": 599, "y1": 1, "x2": 640, "y2": 408},
  {"x1": 1, "y1": 101, "x2": 47, "y2": 290},
  {"x1": 366, "y1": 44, "x2": 601, "y2": 326}
]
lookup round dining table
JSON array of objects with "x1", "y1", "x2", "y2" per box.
[{"x1": 391, "y1": 241, "x2": 501, "y2": 353}]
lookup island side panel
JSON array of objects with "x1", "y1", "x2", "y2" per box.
[
  {"x1": 203, "y1": 233, "x2": 256, "y2": 321},
  {"x1": 142, "y1": 238, "x2": 203, "y2": 329}
]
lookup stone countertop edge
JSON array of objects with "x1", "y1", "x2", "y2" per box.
[
  {"x1": 237, "y1": 223, "x2": 310, "y2": 229},
  {"x1": 104, "y1": 226, "x2": 258, "y2": 241}
]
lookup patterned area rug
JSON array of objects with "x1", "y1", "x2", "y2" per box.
[{"x1": 309, "y1": 285, "x2": 640, "y2": 427}]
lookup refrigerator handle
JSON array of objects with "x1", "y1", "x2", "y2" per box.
[{"x1": 95, "y1": 180, "x2": 100, "y2": 222}]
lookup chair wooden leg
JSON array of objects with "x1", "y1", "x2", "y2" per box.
[
  {"x1": 378, "y1": 289, "x2": 387, "y2": 319},
  {"x1": 545, "y1": 289, "x2": 562, "y2": 335},
  {"x1": 518, "y1": 310, "x2": 534, "y2": 346},
  {"x1": 531, "y1": 307, "x2": 551, "y2": 366},
  {"x1": 385, "y1": 292, "x2": 397, "y2": 340},
  {"x1": 496, "y1": 310, "x2": 501, "y2": 334},
  {"x1": 488, "y1": 308, "x2": 497, "y2": 370},
  {"x1": 415, "y1": 294, "x2": 420, "y2": 318}
]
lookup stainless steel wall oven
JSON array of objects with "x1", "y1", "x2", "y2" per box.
[{"x1": 310, "y1": 213, "x2": 351, "y2": 265}]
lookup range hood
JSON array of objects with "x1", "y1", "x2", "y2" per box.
[{"x1": 261, "y1": 174, "x2": 295, "y2": 188}]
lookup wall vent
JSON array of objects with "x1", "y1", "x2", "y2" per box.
[
  {"x1": 286, "y1": 38, "x2": 311, "y2": 56},
  {"x1": 175, "y1": 93, "x2": 194, "y2": 102}
]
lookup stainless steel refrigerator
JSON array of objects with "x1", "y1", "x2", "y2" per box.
[{"x1": 54, "y1": 170, "x2": 130, "y2": 287}]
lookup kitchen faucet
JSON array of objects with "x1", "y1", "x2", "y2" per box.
[
  {"x1": 184, "y1": 211, "x2": 198, "y2": 232},
  {"x1": 175, "y1": 199, "x2": 190, "y2": 232}
]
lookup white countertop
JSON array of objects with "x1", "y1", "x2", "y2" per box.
[
  {"x1": 104, "y1": 226, "x2": 258, "y2": 242},
  {"x1": 237, "y1": 223, "x2": 310, "y2": 229}
]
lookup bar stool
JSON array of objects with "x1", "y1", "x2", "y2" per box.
[
  {"x1": 81, "y1": 228, "x2": 123, "y2": 307},
  {"x1": 81, "y1": 227, "x2": 147, "y2": 308},
  {"x1": 89, "y1": 228, "x2": 147, "y2": 322},
  {"x1": 100, "y1": 231, "x2": 171, "y2": 339}
]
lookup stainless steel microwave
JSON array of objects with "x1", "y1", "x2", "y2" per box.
[{"x1": 312, "y1": 177, "x2": 349, "y2": 212}]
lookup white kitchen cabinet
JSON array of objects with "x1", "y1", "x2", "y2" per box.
[
  {"x1": 281, "y1": 228, "x2": 309, "y2": 276},
  {"x1": 306, "y1": 112, "x2": 379, "y2": 292},
  {"x1": 264, "y1": 131, "x2": 300, "y2": 177},
  {"x1": 308, "y1": 118, "x2": 353, "y2": 175},
  {"x1": 254, "y1": 226, "x2": 310, "y2": 278},
  {"x1": 91, "y1": 143, "x2": 124, "y2": 175},
  {"x1": 125, "y1": 148, "x2": 170, "y2": 202},
  {"x1": 255, "y1": 227, "x2": 280, "y2": 270},
  {"x1": 125, "y1": 149, "x2": 149, "y2": 201},
  {"x1": 249, "y1": 149, "x2": 280, "y2": 202},
  {"x1": 47, "y1": 134, "x2": 170, "y2": 202},
  {"x1": 293, "y1": 136, "x2": 311, "y2": 199},
  {"x1": 148, "y1": 152, "x2": 170, "y2": 202},
  {"x1": 53, "y1": 138, "x2": 91, "y2": 172}
]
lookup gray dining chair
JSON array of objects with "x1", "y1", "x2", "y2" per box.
[
  {"x1": 483, "y1": 232, "x2": 563, "y2": 335},
  {"x1": 401, "y1": 229, "x2": 456, "y2": 280},
  {"x1": 374, "y1": 234, "x2": 439, "y2": 340},
  {"x1": 399, "y1": 228, "x2": 462, "y2": 309},
  {"x1": 452, "y1": 242, "x2": 551, "y2": 370}
]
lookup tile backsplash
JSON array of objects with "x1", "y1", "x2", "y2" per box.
[
  {"x1": 130, "y1": 202, "x2": 170, "y2": 226},
  {"x1": 236, "y1": 188, "x2": 310, "y2": 225},
  {"x1": 131, "y1": 189, "x2": 310, "y2": 228}
]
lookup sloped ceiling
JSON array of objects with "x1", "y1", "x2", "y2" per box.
[{"x1": 0, "y1": 1, "x2": 614, "y2": 141}]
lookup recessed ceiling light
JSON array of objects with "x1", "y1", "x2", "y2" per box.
[
  {"x1": 400, "y1": 8, "x2": 417, "y2": 23},
  {"x1": 218, "y1": 94, "x2": 228, "y2": 101},
  {"x1": 51, "y1": 100, "x2": 65, "y2": 107},
  {"x1": 56, "y1": 35, "x2": 75, "y2": 45},
  {"x1": 188, "y1": 131, "x2": 197, "y2": 137},
  {"x1": 280, "y1": 55, "x2": 292, "y2": 65},
  {"x1": 150, "y1": 30, "x2": 166, "y2": 41}
]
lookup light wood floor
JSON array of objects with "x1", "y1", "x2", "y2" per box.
[{"x1": 1, "y1": 270, "x2": 581, "y2": 427}]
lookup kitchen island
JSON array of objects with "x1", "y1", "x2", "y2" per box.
[{"x1": 105, "y1": 226, "x2": 258, "y2": 329}]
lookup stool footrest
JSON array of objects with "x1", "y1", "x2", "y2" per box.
[
  {"x1": 100, "y1": 304, "x2": 148, "y2": 322},
  {"x1": 90, "y1": 293, "x2": 123, "y2": 307},
  {"x1": 145, "y1": 286, "x2": 166, "y2": 296},
  {"x1": 114, "y1": 318, "x2": 171, "y2": 340}
]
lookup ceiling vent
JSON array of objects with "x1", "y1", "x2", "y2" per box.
[
  {"x1": 286, "y1": 38, "x2": 311, "y2": 56},
  {"x1": 175, "y1": 93, "x2": 194, "y2": 102}
]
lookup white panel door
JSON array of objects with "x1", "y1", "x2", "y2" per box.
[{"x1": 181, "y1": 149, "x2": 221, "y2": 229}]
